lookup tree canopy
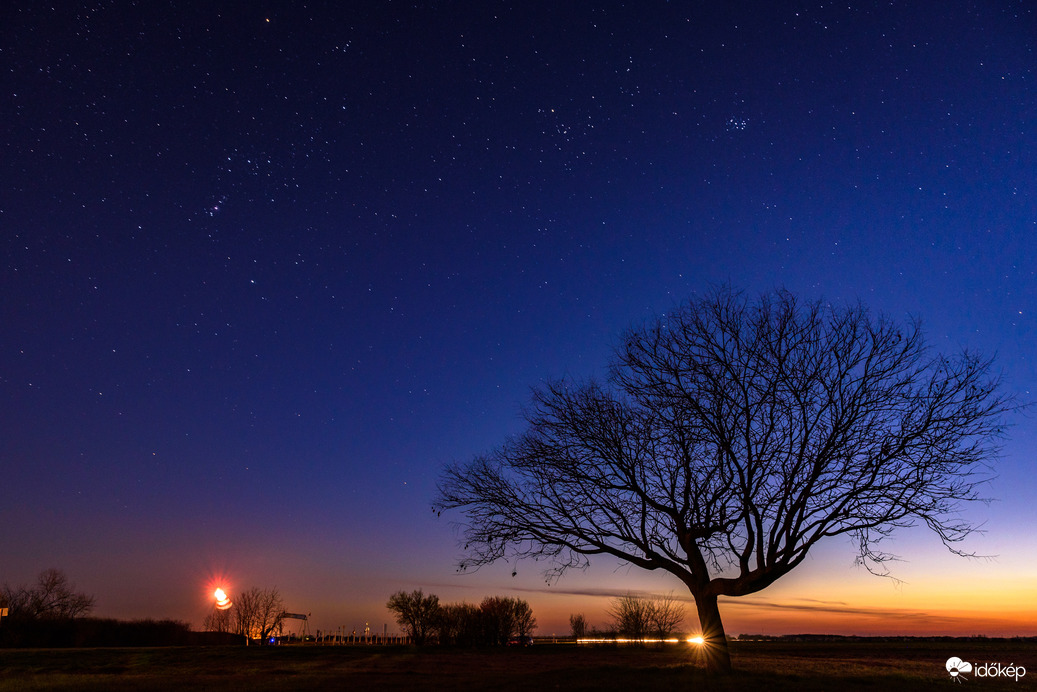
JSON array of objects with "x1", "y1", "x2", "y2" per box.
[
  {"x1": 437, "y1": 288, "x2": 1012, "y2": 671},
  {"x1": 386, "y1": 589, "x2": 440, "y2": 645}
]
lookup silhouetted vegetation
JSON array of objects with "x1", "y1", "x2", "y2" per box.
[
  {"x1": 388, "y1": 590, "x2": 537, "y2": 646},
  {"x1": 0, "y1": 569, "x2": 241, "y2": 648},
  {"x1": 2, "y1": 568, "x2": 95, "y2": 621},
  {"x1": 438, "y1": 287, "x2": 1014, "y2": 672},
  {"x1": 386, "y1": 589, "x2": 440, "y2": 645},
  {"x1": 473, "y1": 596, "x2": 537, "y2": 645},
  {"x1": 0, "y1": 616, "x2": 207, "y2": 648},
  {"x1": 200, "y1": 585, "x2": 286, "y2": 644},
  {"x1": 569, "y1": 613, "x2": 587, "y2": 640},
  {"x1": 435, "y1": 602, "x2": 483, "y2": 646},
  {"x1": 608, "y1": 592, "x2": 685, "y2": 641},
  {"x1": 233, "y1": 586, "x2": 285, "y2": 643},
  {"x1": 1, "y1": 568, "x2": 99, "y2": 647}
]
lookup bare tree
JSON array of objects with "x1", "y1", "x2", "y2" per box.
[
  {"x1": 477, "y1": 596, "x2": 537, "y2": 644},
  {"x1": 437, "y1": 288, "x2": 1012, "y2": 672},
  {"x1": 1, "y1": 569, "x2": 95, "y2": 620},
  {"x1": 569, "y1": 612, "x2": 587, "y2": 640},
  {"x1": 648, "y1": 592, "x2": 685, "y2": 640},
  {"x1": 234, "y1": 587, "x2": 285, "y2": 643},
  {"x1": 513, "y1": 598, "x2": 537, "y2": 639},
  {"x1": 436, "y1": 602, "x2": 481, "y2": 646},
  {"x1": 609, "y1": 592, "x2": 685, "y2": 641},
  {"x1": 479, "y1": 596, "x2": 517, "y2": 645},
  {"x1": 203, "y1": 607, "x2": 231, "y2": 634},
  {"x1": 434, "y1": 597, "x2": 535, "y2": 646},
  {"x1": 608, "y1": 593, "x2": 652, "y2": 641},
  {"x1": 386, "y1": 589, "x2": 440, "y2": 645}
]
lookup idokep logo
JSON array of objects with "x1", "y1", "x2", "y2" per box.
[
  {"x1": 946, "y1": 657, "x2": 1027, "y2": 683},
  {"x1": 946, "y1": 657, "x2": 973, "y2": 681}
]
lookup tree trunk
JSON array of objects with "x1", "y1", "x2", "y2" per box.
[{"x1": 693, "y1": 593, "x2": 732, "y2": 673}]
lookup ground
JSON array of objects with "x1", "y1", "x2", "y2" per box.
[{"x1": 0, "y1": 640, "x2": 1032, "y2": 690}]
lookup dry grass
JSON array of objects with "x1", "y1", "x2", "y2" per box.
[{"x1": 0, "y1": 639, "x2": 1033, "y2": 691}]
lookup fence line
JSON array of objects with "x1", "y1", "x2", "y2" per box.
[{"x1": 315, "y1": 629, "x2": 410, "y2": 645}]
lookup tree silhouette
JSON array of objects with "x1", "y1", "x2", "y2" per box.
[
  {"x1": 607, "y1": 593, "x2": 653, "y2": 641},
  {"x1": 233, "y1": 587, "x2": 285, "y2": 643},
  {"x1": 1, "y1": 568, "x2": 94, "y2": 620},
  {"x1": 386, "y1": 589, "x2": 440, "y2": 645},
  {"x1": 478, "y1": 595, "x2": 536, "y2": 645},
  {"x1": 569, "y1": 612, "x2": 587, "y2": 640},
  {"x1": 437, "y1": 288, "x2": 1012, "y2": 672},
  {"x1": 512, "y1": 598, "x2": 537, "y2": 639},
  {"x1": 606, "y1": 592, "x2": 684, "y2": 642},
  {"x1": 647, "y1": 592, "x2": 685, "y2": 640}
]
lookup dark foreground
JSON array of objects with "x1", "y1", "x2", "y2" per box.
[{"x1": 1, "y1": 640, "x2": 1033, "y2": 691}]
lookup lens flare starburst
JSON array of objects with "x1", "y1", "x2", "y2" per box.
[{"x1": 214, "y1": 588, "x2": 233, "y2": 610}]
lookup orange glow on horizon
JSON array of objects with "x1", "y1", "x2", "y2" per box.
[{"x1": 522, "y1": 593, "x2": 1037, "y2": 638}]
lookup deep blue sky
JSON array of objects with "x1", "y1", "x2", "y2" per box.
[{"x1": 2, "y1": 2, "x2": 1034, "y2": 636}]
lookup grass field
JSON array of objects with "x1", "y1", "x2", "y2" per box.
[{"x1": 1, "y1": 640, "x2": 1033, "y2": 691}]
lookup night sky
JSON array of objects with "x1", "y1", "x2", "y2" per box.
[{"x1": 2, "y1": 2, "x2": 1034, "y2": 637}]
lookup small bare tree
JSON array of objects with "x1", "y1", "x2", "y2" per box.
[
  {"x1": 647, "y1": 592, "x2": 685, "y2": 640},
  {"x1": 609, "y1": 592, "x2": 685, "y2": 641},
  {"x1": 608, "y1": 594, "x2": 653, "y2": 641},
  {"x1": 437, "y1": 288, "x2": 1012, "y2": 672},
  {"x1": 203, "y1": 607, "x2": 231, "y2": 634},
  {"x1": 234, "y1": 587, "x2": 285, "y2": 643},
  {"x1": 513, "y1": 598, "x2": 537, "y2": 639},
  {"x1": 569, "y1": 612, "x2": 587, "y2": 640},
  {"x1": 386, "y1": 589, "x2": 440, "y2": 645},
  {"x1": 1, "y1": 569, "x2": 95, "y2": 620}
]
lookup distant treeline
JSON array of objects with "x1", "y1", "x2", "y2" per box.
[
  {"x1": 0, "y1": 617, "x2": 242, "y2": 648},
  {"x1": 736, "y1": 634, "x2": 1037, "y2": 642},
  {"x1": 1, "y1": 568, "x2": 244, "y2": 648},
  {"x1": 386, "y1": 590, "x2": 538, "y2": 646}
]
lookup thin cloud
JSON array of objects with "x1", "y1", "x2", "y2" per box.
[
  {"x1": 487, "y1": 584, "x2": 961, "y2": 623},
  {"x1": 424, "y1": 581, "x2": 1034, "y2": 633}
]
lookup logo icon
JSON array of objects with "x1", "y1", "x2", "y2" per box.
[{"x1": 946, "y1": 657, "x2": 973, "y2": 682}]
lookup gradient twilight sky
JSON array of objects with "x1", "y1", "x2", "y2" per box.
[{"x1": 2, "y1": 2, "x2": 1035, "y2": 638}]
